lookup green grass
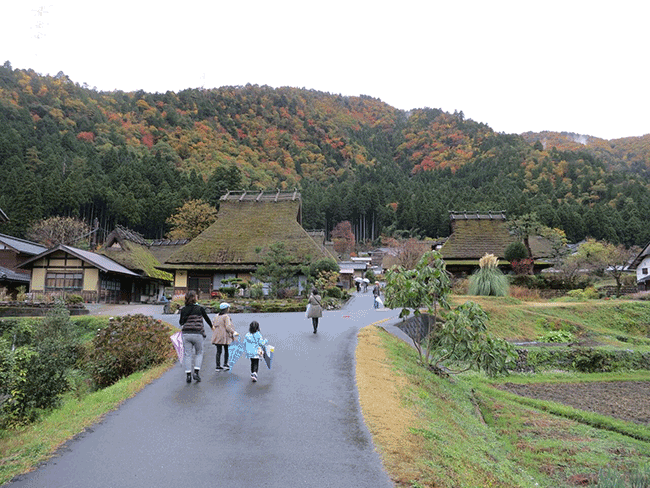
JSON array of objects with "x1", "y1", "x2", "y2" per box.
[
  {"x1": 0, "y1": 361, "x2": 174, "y2": 485},
  {"x1": 450, "y1": 296, "x2": 650, "y2": 351},
  {"x1": 377, "y1": 328, "x2": 650, "y2": 487},
  {"x1": 379, "y1": 328, "x2": 541, "y2": 487}
]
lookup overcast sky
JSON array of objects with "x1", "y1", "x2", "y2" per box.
[{"x1": 1, "y1": 0, "x2": 648, "y2": 140}]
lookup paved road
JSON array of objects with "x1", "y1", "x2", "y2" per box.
[{"x1": 7, "y1": 293, "x2": 405, "y2": 488}]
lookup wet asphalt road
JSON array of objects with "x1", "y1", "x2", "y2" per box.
[{"x1": 6, "y1": 293, "x2": 403, "y2": 488}]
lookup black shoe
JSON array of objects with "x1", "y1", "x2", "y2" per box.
[
  {"x1": 186, "y1": 373, "x2": 192, "y2": 383},
  {"x1": 193, "y1": 370, "x2": 201, "y2": 382}
]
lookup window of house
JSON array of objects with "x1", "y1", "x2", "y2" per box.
[
  {"x1": 45, "y1": 272, "x2": 83, "y2": 291},
  {"x1": 101, "y1": 277, "x2": 120, "y2": 291},
  {"x1": 643, "y1": 268, "x2": 648, "y2": 275}
]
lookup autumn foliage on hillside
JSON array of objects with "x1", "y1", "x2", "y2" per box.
[{"x1": 2, "y1": 62, "x2": 650, "y2": 248}]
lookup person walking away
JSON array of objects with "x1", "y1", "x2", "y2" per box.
[
  {"x1": 372, "y1": 282, "x2": 381, "y2": 309},
  {"x1": 212, "y1": 302, "x2": 239, "y2": 371},
  {"x1": 179, "y1": 290, "x2": 212, "y2": 383},
  {"x1": 307, "y1": 288, "x2": 323, "y2": 333},
  {"x1": 244, "y1": 321, "x2": 268, "y2": 382}
]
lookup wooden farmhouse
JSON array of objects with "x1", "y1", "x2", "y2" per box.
[
  {"x1": 630, "y1": 242, "x2": 650, "y2": 291},
  {"x1": 439, "y1": 211, "x2": 553, "y2": 276},
  {"x1": 158, "y1": 190, "x2": 336, "y2": 298},
  {"x1": 18, "y1": 244, "x2": 144, "y2": 303},
  {"x1": 0, "y1": 233, "x2": 47, "y2": 297},
  {"x1": 97, "y1": 226, "x2": 174, "y2": 302}
]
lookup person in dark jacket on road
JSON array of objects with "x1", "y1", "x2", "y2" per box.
[{"x1": 179, "y1": 290, "x2": 212, "y2": 383}]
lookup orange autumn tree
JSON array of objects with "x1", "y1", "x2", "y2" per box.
[{"x1": 331, "y1": 221, "x2": 355, "y2": 257}]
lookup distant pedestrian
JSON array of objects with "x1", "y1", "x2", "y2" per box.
[
  {"x1": 356, "y1": 281, "x2": 361, "y2": 293},
  {"x1": 179, "y1": 290, "x2": 212, "y2": 383},
  {"x1": 211, "y1": 302, "x2": 239, "y2": 371},
  {"x1": 372, "y1": 282, "x2": 381, "y2": 309},
  {"x1": 244, "y1": 320, "x2": 268, "y2": 382},
  {"x1": 307, "y1": 288, "x2": 323, "y2": 333}
]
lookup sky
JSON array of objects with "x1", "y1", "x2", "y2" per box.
[{"x1": 1, "y1": 0, "x2": 648, "y2": 140}]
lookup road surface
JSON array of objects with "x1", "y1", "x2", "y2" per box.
[{"x1": 6, "y1": 292, "x2": 403, "y2": 488}]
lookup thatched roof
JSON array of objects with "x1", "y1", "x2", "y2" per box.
[
  {"x1": 149, "y1": 238, "x2": 190, "y2": 264},
  {"x1": 160, "y1": 192, "x2": 333, "y2": 269},
  {"x1": 98, "y1": 226, "x2": 172, "y2": 282},
  {"x1": 439, "y1": 211, "x2": 552, "y2": 261}
]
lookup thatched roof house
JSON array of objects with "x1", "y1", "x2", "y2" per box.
[
  {"x1": 99, "y1": 226, "x2": 173, "y2": 282},
  {"x1": 158, "y1": 190, "x2": 335, "y2": 297},
  {"x1": 439, "y1": 211, "x2": 552, "y2": 275}
]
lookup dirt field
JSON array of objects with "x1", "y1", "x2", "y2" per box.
[{"x1": 496, "y1": 381, "x2": 650, "y2": 425}]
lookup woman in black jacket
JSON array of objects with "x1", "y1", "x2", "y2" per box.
[{"x1": 179, "y1": 290, "x2": 213, "y2": 383}]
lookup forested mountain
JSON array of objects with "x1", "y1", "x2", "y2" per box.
[{"x1": 1, "y1": 62, "x2": 649, "y2": 247}]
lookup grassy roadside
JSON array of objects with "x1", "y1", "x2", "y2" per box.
[
  {"x1": 358, "y1": 325, "x2": 650, "y2": 487},
  {"x1": 0, "y1": 360, "x2": 174, "y2": 485}
]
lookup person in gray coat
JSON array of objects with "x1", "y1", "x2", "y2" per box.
[{"x1": 307, "y1": 288, "x2": 323, "y2": 334}]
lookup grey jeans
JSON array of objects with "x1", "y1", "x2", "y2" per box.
[{"x1": 182, "y1": 333, "x2": 204, "y2": 373}]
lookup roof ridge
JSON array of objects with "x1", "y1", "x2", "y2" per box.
[{"x1": 221, "y1": 189, "x2": 301, "y2": 202}]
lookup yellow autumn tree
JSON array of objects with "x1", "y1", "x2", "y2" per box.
[{"x1": 166, "y1": 200, "x2": 218, "y2": 240}]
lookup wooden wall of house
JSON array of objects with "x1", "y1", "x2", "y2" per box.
[{"x1": 0, "y1": 249, "x2": 21, "y2": 271}]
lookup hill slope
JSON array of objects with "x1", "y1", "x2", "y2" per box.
[{"x1": 1, "y1": 64, "x2": 649, "y2": 246}]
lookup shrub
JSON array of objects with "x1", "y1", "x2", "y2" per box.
[
  {"x1": 364, "y1": 270, "x2": 377, "y2": 283},
  {"x1": 573, "y1": 348, "x2": 613, "y2": 373},
  {"x1": 250, "y1": 283, "x2": 264, "y2": 299},
  {"x1": 65, "y1": 294, "x2": 84, "y2": 305},
  {"x1": 87, "y1": 314, "x2": 173, "y2": 389},
  {"x1": 537, "y1": 330, "x2": 574, "y2": 343},
  {"x1": 325, "y1": 286, "x2": 342, "y2": 299},
  {"x1": 220, "y1": 286, "x2": 236, "y2": 298},
  {"x1": 567, "y1": 286, "x2": 600, "y2": 300},
  {"x1": 505, "y1": 241, "x2": 528, "y2": 262},
  {"x1": 0, "y1": 304, "x2": 82, "y2": 427}
]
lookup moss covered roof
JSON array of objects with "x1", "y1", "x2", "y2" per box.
[
  {"x1": 149, "y1": 239, "x2": 190, "y2": 264},
  {"x1": 439, "y1": 215, "x2": 552, "y2": 260},
  {"x1": 162, "y1": 196, "x2": 333, "y2": 267},
  {"x1": 99, "y1": 235, "x2": 173, "y2": 282}
]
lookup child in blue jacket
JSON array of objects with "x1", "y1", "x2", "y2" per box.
[{"x1": 244, "y1": 320, "x2": 268, "y2": 382}]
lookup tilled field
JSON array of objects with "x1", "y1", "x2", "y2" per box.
[{"x1": 497, "y1": 381, "x2": 650, "y2": 425}]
